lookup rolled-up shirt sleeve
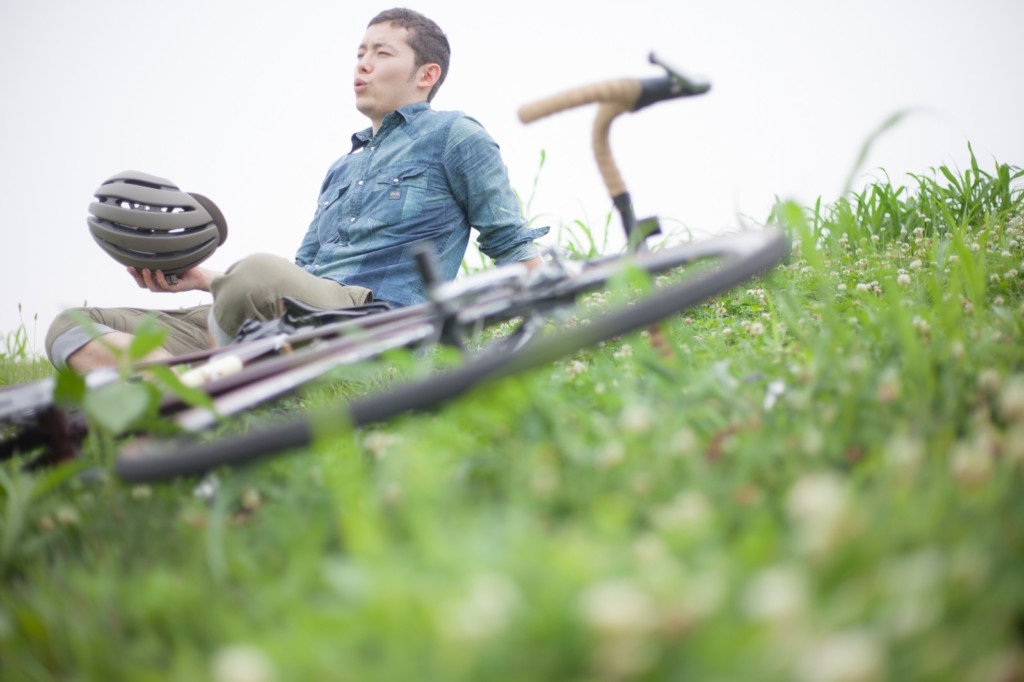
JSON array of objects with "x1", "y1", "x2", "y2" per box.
[{"x1": 444, "y1": 116, "x2": 549, "y2": 265}]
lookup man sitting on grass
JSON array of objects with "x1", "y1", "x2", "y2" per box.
[{"x1": 46, "y1": 7, "x2": 546, "y2": 373}]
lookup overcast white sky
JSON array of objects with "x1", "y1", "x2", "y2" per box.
[{"x1": 1, "y1": 0, "x2": 1022, "y2": 346}]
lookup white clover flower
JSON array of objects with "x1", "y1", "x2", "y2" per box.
[
  {"x1": 652, "y1": 491, "x2": 713, "y2": 534},
  {"x1": 800, "y1": 428, "x2": 825, "y2": 457},
  {"x1": 742, "y1": 564, "x2": 809, "y2": 625},
  {"x1": 749, "y1": 321, "x2": 766, "y2": 336},
  {"x1": 597, "y1": 441, "x2": 626, "y2": 469},
  {"x1": 845, "y1": 355, "x2": 868, "y2": 374},
  {"x1": 796, "y1": 629, "x2": 885, "y2": 682},
  {"x1": 998, "y1": 376, "x2": 1024, "y2": 422},
  {"x1": 240, "y1": 488, "x2": 262, "y2": 513},
  {"x1": 897, "y1": 273, "x2": 911, "y2": 287},
  {"x1": 211, "y1": 644, "x2": 275, "y2": 682},
  {"x1": 566, "y1": 359, "x2": 588, "y2": 378},
  {"x1": 55, "y1": 505, "x2": 80, "y2": 526},
  {"x1": 131, "y1": 485, "x2": 152, "y2": 500},
  {"x1": 950, "y1": 438, "x2": 994, "y2": 487},
  {"x1": 837, "y1": 283, "x2": 848, "y2": 292},
  {"x1": 619, "y1": 405, "x2": 655, "y2": 434},
  {"x1": 884, "y1": 433, "x2": 924, "y2": 476},
  {"x1": 363, "y1": 431, "x2": 402, "y2": 458},
  {"x1": 445, "y1": 573, "x2": 521, "y2": 641},
  {"x1": 763, "y1": 380, "x2": 786, "y2": 411},
  {"x1": 581, "y1": 579, "x2": 657, "y2": 638},
  {"x1": 786, "y1": 473, "x2": 855, "y2": 558},
  {"x1": 669, "y1": 428, "x2": 698, "y2": 455},
  {"x1": 631, "y1": 534, "x2": 670, "y2": 566},
  {"x1": 1005, "y1": 423, "x2": 1024, "y2": 467}
]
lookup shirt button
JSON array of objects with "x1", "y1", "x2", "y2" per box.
[
  {"x1": 357, "y1": 180, "x2": 364, "y2": 186},
  {"x1": 392, "y1": 178, "x2": 399, "y2": 184},
  {"x1": 350, "y1": 217, "x2": 356, "y2": 223}
]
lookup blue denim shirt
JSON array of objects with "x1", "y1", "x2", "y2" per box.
[{"x1": 295, "y1": 103, "x2": 549, "y2": 308}]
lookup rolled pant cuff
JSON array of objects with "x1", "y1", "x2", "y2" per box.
[{"x1": 48, "y1": 324, "x2": 116, "y2": 370}]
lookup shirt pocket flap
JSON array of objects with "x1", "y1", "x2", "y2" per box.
[
  {"x1": 317, "y1": 181, "x2": 350, "y2": 210},
  {"x1": 375, "y1": 166, "x2": 427, "y2": 187}
]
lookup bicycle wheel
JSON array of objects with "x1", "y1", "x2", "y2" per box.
[{"x1": 116, "y1": 228, "x2": 789, "y2": 482}]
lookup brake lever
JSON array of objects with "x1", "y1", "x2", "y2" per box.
[{"x1": 648, "y1": 52, "x2": 711, "y2": 97}]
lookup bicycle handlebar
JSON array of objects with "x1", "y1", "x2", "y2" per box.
[
  {"x1": 517, "y1": 53, "x2": 710, "y2": 200},
  {"x1": 518, "y1": 53, "x2": 709, "y2": 123}
]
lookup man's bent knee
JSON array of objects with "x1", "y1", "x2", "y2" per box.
[
  {"x1": 45, "y1": 307, "x2": 115, "y2": 369},
  {"x1": 210, "y1": 254, "x2": 301, "y2": 339}
]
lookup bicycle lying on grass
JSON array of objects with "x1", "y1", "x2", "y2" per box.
[{"x1": 0, "y1": 54, "x2": 790, "y2": 483}]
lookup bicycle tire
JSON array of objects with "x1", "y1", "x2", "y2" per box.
[{"x1": 116, "y1": 228, "x2": 789, "y2": 482}]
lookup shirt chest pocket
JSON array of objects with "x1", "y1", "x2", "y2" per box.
[
  {"x1": 314, "y1": 181, "x2": 351, "y2": 243},
  {"x1": 366, "y1": 165, "x2": 428, "y2": 227}
]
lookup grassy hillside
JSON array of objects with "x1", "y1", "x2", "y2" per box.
[{"x1": 1, "y1": 151, "x2": 1022, "y2": 681}]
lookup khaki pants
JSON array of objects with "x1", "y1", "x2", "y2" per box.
[{"x1": 46, "y1": 254, "x2": 373, "y2": 368}]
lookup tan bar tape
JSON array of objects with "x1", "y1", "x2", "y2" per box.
[
  {"x1": 517, "y1": 79, "x2": 642, "y2": 124},
  {"x1": 592, "y1": 102, "x2": 631, "y2": 198},
  {"x1": 518, "y1": 79, "x2": 642, "y2": 199}
]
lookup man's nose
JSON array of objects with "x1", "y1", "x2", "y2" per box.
[{"x1": 357, "y1": 56, "x2": 372, "y2": 73}]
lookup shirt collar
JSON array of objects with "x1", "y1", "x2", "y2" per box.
[{"x1": 349, "y1": 102, "x2": 431, "y2": 153}]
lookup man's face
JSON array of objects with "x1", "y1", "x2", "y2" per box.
[{"x1": 354, "y1": 22, "x2": 428, "y2": 130}]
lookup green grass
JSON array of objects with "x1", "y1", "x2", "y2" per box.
[{"x1": 1, "y1": 148, "x2": 1023, "y2": 681}]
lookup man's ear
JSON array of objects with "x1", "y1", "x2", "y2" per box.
[{"x1": 418, "y1": 63, "x2": 441, "y2": 91}]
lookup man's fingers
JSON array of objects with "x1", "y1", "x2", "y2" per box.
[
  {"x1": 141, "y1": 268, "x2": 166, "y2": 292},
  {"x1": 127, "y1": 267, "x2": 147, "y2": 288}
]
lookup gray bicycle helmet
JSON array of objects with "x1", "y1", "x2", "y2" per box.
[{"x1": 87, "y1": 170, "x2": 228, "y2": 278}]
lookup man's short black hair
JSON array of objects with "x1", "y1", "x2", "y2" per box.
[{"x1": 368, "y1": 8, "x2": 450, "y2": 102}]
